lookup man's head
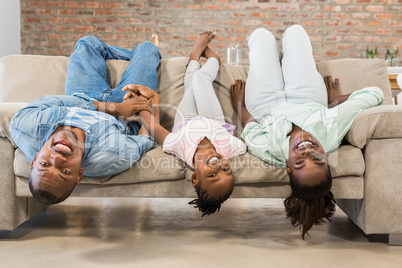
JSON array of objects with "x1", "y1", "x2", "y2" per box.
[
  {"x1": 29, "y1": 128, "x2": 84, "y2": 204},
  {"x1": 188, "y1": 149, "x2": 234, "y2": 216},
  {"x1": 285, "y1": 129, "x2": 335, "y2": 239}
]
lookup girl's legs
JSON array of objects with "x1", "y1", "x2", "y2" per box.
[
  {"x1": 174, "y1": 31, "x2": 222, "y2": 123},
  {"x1": 245, "y1": 28, "x2": 284, "y2": 121},
  {"x1": 174, "y1": 60, "x2": 199, "y2": 123},
  {"x1": 281, "y1": 25, "x2": 327, "y2": 105},
  {"x1": 193, "y1": 55, "x2": 224, "y2": 122},
  {"x1": 65, "y1": 36, "x2": 161, "y2": 103}
]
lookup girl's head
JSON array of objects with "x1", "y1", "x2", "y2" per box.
[{"x1": 188, "y1": 149, "x2": 234, "y2": 216}]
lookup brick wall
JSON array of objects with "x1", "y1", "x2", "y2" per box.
[{"x1": 21, "y1": 0, "x2": 402, "y2": 63}]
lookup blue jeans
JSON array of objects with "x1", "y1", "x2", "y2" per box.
[{"x1": 65, "y1": 36, "x2": 161, "y2": 103}]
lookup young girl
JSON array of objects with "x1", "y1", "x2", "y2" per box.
[
  {"x1": 127, "y1": 31, "x2": 246, "y2": 216},
  {"x1": 230, "y1": 25, "x2": 384, "y2": 239}
]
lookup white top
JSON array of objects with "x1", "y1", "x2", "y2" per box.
[{"x1": 163, "y1": 116, "x2": 247, "y2": 168}]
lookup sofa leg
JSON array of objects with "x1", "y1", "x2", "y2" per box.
[{"x1": 389, "y1": 234, "x2": 402, "y2": 246}]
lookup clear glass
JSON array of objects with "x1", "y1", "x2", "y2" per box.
[{"x1": 226, "y1": 44, "x2": 242, "y2": 65}]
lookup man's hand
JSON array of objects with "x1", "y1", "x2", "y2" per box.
[
  {"x1": 122, "y1": 84, "x2": 161, "y2": 122},
  {"x1": 325, "y1": 74, "x2": 350, "y2": 108},
  {"x1": 115, "y1": 96, "x2": 151, "y2": 119},
  {"x1": 230, "y1": 79, "x2": 246, "y2": 113}
]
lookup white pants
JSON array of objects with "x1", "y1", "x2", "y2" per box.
[
  {"x1": 245, "y1": 25, "x2": 327, "y2": 121},
  {"x1": 174, "y1": 58, "x2": 224, "y2": 123}
]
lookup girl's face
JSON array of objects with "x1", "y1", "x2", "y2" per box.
[{"x1": 192, "y1": 148, "x2": 234, "y2": 199}]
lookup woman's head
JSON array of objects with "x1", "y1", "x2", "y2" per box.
[
  {"x1": 189, "y1": 149, "x2": 234, "y2": 216},
  {"x1": 284, "y1": 166, "x2": 336, "y2": 239}
]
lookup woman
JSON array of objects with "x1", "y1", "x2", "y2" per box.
[{"x1": 230, "y1": 25, "x2": 384, "y2": 239}]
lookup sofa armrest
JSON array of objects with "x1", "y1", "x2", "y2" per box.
[
  {"x1": 0, "y1": 102, "x2": 29, "y2": 146},
  {"x1": 345, "y1": 105, "x2": 402, "y2": 149}
]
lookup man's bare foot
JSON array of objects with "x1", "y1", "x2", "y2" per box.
[
  {"x1": 151, "y1": 34, "x2": 159, "y2": 47},
  {"x1": 202, "y1": 46, "x2": 220, "y2": 63},
  {"x1": 189, "y1": 31, "x2": 216, "y2": 61}
]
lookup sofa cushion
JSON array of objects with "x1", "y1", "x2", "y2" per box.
[
  {"x1": 0, "y1": 55, "x2": 69, "y2": 102},
  {"x1": 14, "y1": 146, "x2": 187, "y2": 184},
  {"x1": 345, "y1": 105, "x2": 402, "y2": 148},
  {"x1": 0, "y1": 102, "x2": 29, "y2": 146},
  {"x1": 316, "y1": 58, "x2": 392, "y2": 105},
  {"x1": 184, "y1": 144, "x2": 364, "y2": 184}
]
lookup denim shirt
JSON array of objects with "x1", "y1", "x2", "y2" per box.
[{"x1": 10, "y1": 94, "x2": 155, "y2": 177}]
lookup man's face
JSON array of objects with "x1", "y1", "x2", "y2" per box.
[
  {"x1": 30, "y1": 128, "x2": 84, "y2": 199},
  {"x1": 192, "y1": 149, "x2": 234, "y2": 199},
  {"x1": 286, "y1": 130, "x2": 329, "y2": 186}
]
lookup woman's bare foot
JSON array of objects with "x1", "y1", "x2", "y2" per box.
[
  {"x1": 151, "y1": 34, "x2": 159, "y2": 47},
  {"x1": 189, "y1": 31, "x2": 216, "y2": 61},
  {"x1": 202, "y1": 46, "x2": 220, "y2": 63}
]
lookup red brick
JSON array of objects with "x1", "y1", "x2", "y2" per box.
[
  {"x1": 105, "y1": 3, "x2": 123, "y2": 9},
  {"x1": 117, "y1": 11, "x2": 133, "y2": 17},
  {"x1": 375, "y1": 29, "x2": 392, "y2": 34},
  {"x1": 65, "y1": 2, "x2": 85, "y2": 8},
  {"x1": 28, "y1": 1, "x2": 46, "y2": 7},
  {"x1": 366, "y1": 5, "x2": 383, "y2": 12},
  {"x1": 57, "y1": 26, "x2": 75, "y2": 32},
  {"x1": 97, "y1": 10, "x2": 114, "y2": 16},
  {"x1": 186, "y1": 5, "x2": 202, "y2": 9},
  {"x1": 76, "y1": 26, "x2": 94, "y2": 32},
  {"x1": 46, "y1": 1, "x2": 64, "y2": 7},
  {"x1": 374, "y1": 13, "x2": 391, "y2": 19},
  {"x1": 224, "y1": 20, "x2": 241, "y2": 25},
  {"x1": 204, "y1": 20, "x2": 219, "y2": 25},
  {"x1": 127, "y1": 19, "x2": 142, "y2": 24},
  {"x1": 86, "y1": 2, "x2": 104, "y2": 8},
  {"x1": 252, "y1": 13, "x2": 268, "y2": 18},
  {"x1": 352, "y1": 13, "x2": 370, "y2": 19},
  {"x1": 337, "y1": 44, "x2": 354, "y2": 50},
  {"x1": 116, "y1": 27, "x2": 133, "y2": 33},
  {"x1": 25, "y1": 17, "x2": 41, "y2": 23},
  {"x1": 364, "y1": 21, "x2": 383, "y2": 27},
  {"x1": 45, "y1": 17, "x2": 62, "y2": 23},
  {"x1": 95, "y1": 26, "x2": 113, "y2": 32},
  {"x1": 65, "y1": 18, "x2": 82, "y2": 23},
  {"x1": 85, "y1": 18, "x2": 103, "y2": 24},
  {"x1": 48, "y1": 34, "x2": 64, "y2": 40},
  {"x1": 325, "y1": 5, "x2": 341, "y2": 12},
  {"x1": 38, "y1": 9, "x2": 54, "y2": 15},
  {"x1": 206, "y1": 5, "x2": 221, "y2": 10},
  {"x1": 58, "y1": 10, "x2": 75, "y2": 15},
  {"x1": 325, "y1": 51, "x2": 340, "y2": 57}
]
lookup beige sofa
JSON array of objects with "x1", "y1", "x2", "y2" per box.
[{"x1": 1, "y1": 55, "x2": 401, "y2": 245}]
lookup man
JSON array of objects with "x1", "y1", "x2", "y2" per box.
[{"x1": 10, "y1": 35, "x2": 161, "y2": 205}]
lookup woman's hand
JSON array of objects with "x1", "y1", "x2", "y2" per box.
[
  {"x1": 230, "y1": 79, "x2": 246, "y2": 113},
  {"x1": 325, "y1": 74, "x2": 351, "y2": 107},
  {"x1": 122, "y1": 84, "x2": 160, "y2": 104}
]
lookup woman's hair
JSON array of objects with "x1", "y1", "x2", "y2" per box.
[
  {"x1": 188, "y1": 183, "x2": 232, "y2": 217},
  {"x1": 284, "y1": 168, "x2": 336, "y2": 239}
]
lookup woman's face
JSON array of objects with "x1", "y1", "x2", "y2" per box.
[{"x1": 286, "y1": 129, "x2": 328, "y2": 186}]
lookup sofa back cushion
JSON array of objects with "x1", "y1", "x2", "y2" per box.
[
  {"x1": 0, "y1": 55, "x2": 392, "y2": 133},
  {"x1": 316, "y1": 58, "x2": 392, "y2": 104}
]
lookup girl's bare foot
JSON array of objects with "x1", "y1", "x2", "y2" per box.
[
  {"x1": 189, "y1": 31, "x2": 216, "y2": 61},
  {"x1": 202, "y1": 46, "x2": 220, "y2": 63},
  {"x1": 151, "y1": 34, "x2": 159, "y2": 47}
]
